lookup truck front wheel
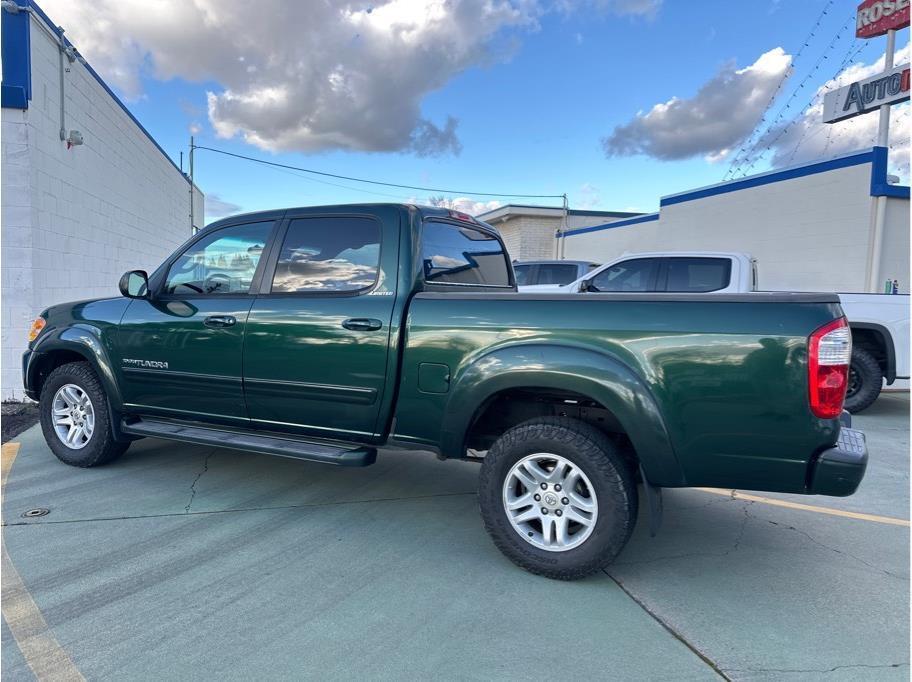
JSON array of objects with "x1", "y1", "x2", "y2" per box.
[
  {"x1": 39, "y1": 361, "x2": 129, "y2": 467},
  {"x1": 478, "y1": 417, "x2": 637, "y2": 580},
  {"x1": 844, "y1": 347, "x2": 882, "y2": 414}
]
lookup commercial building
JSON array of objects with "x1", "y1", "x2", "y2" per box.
[
  {"x1": 1, "y1": 0, "x2": 203, "y2": 399},
  {"x1": 477, "y1": 204, "x2": 641, "y2": 260},
  {"x1": 559, "y1": 148, "x2": 910, "y2": 293}
]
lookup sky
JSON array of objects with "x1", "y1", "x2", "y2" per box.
[{"x1": 41, "y1": 0, "x2": 911, "y2": 223}]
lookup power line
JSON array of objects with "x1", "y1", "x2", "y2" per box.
[{"x1": 191, "y1": 144, "x2": 565, "y2": 199}]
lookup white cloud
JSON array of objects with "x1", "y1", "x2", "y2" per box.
[
  {"x1": 756, "y1": 44, "x2": 911, "y2": 181},
  {"x1": 599, "y1": 0, "x2": 663, "y2": 18},
  {"x1": 602, "y1": 47, "x2": 792, "y2": 160},
  {"x1": 555, "y1": 0, "x2": 662, "y2": 18},
  {"x1": 42, "y1": 0, "x2": 665, "y2": 157},
  {"x1": 205, "y1": 193, "x2": 243, "y2": 219},
  {"x1": 418, "y1": 196, "x2": 504, "y2": 215},
  {"x1": 576, "y1": 182, "x2": 601, "y2": 209},
  {"x1": 42, "y1": 0, "x2": 538, "y2": 156}
]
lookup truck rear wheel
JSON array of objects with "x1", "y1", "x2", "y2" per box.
[
  {"x1": 39, "y1": 361, "x2": 129, "y2": 467},
  {"x1": 478, "y1": 417, "x2": 637, "y2": 580},
  {"x1": 844, "y1": 347, "x2": 882, "y2": 414}
]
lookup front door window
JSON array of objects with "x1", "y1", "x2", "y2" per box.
[{"x1": 164, "y1": 222, "x2": 273, "y2": 296}]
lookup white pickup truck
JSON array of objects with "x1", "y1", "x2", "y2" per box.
[{"x1": 518, "y1": 251, "x2": 910, "y2": 413}]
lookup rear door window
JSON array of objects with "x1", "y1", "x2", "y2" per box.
[
  {"x1": 588, "y1": 258, "x2": 659, "y2": 292},
  {"x1": 421, "y1": 221, "x2": 511, "y2": 287},
  {"x1": 664, "y1": 257, "x2": 731, "y2": 293},
  {"x1": 270, "y1": 216, "x2": 381, "y2": 293}
]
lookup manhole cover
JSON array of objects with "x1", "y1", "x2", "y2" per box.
[{"x1": 21, "y1": 508, "x2": 50, "y2": 518}]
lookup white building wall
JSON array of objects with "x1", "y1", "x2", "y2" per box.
[
  {"x1": 1, "y1": 15, "x2": 199, "y2": 400},
  {"x1": 880, "y1": 196, "x2": 911, "y2": 292},
  {"x1": 562, "y1": 160, "x2": 909, "y2": 293}
]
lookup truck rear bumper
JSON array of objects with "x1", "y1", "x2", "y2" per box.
[{"x1": 809, "y1": 427, "x2": 868, "y2": 497}]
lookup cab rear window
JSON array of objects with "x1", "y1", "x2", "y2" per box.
[{"x1": 421, "y1": 221, "x2": 511, "y2": 287}]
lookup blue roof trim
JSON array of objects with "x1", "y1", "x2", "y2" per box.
[
  {"x1": 560, "y1": 212, "x2": 659, "y2": 238},
  {"x1": 25, "y1": 0, "x2": 188, "y2": 181},
  {"x1": 870, "y1": 145, "x2": 911, "y2": 199},
  {"x1": 660, "y1": 150, "x2": 876, "y2": 207},
  {"x1": 1, "y1": 0, "x2": 31, "y2": 109}
]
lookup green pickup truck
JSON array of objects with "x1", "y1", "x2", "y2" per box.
[{"x1": 23, "y1": 204, "x2": 867, "y2": 579}]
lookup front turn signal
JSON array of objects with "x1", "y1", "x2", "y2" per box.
[{"x1": 28, "y1": 317, "x2": 46, "y2": 342}]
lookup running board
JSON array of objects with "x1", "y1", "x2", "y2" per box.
[{"x1": 120, "y1": 418, "x2": 377, "y2": 467}]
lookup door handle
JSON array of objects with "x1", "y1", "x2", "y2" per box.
[
  {"x1": 204, "y1": 315, "x2": 237, "y2": 328},
  {"x1": 342, "y1": 318, "x2": 382, "y2": 332}
]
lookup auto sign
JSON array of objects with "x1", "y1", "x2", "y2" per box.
[
  {"x1": 822, "y1": 63, "x2": 911, "y2": 123},
  {"x1": 856, "y1": 0, "x2": 910, "y2": 38}
]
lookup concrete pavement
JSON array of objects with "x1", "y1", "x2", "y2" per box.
[{"x1": 2, "y1": 394, "x2": 909, "y2": 680}]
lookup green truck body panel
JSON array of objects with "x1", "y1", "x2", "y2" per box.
[
  {"x1": 393, "y1": 294, "x2": 843, "y2": 491},
  {"x1": 23, "y1": 203, "x2": 862, "y2": 497}
]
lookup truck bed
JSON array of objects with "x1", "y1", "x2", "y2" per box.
[{"x1": 393, "y1": 291, "x2": 844, "y2": 493}]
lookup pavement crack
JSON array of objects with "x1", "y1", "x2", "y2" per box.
[
  {"x1": 1, "y1": 491, "x2": 478, "y2": 527},
  {"x1": 730, "y1": 501, "x2": 753, "y2": 553},
  {"x1": 184, "y1": 449, "x2": 217, "y2": 514},
  {"x1": 604, "y1": 570, "x2": 730, "y2": 680},
  {"x1": 615, "y1": 501, "x2": 754, "y2": 566},
  {"x1": 723, "y1": 662, "x2": 908, "y2": 675},
  {"x1": 761, "y1": 517, "x2": 908, "y2": 581}
]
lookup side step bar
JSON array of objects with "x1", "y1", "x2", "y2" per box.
[{"x1": 121, "y1": 418, "x2": 377, "y2": 467}]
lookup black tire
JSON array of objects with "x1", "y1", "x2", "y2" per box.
[
  {"x1": 39, "y1": 361, "x2": 129, "y2": 467},
  {"x1": 478, "y1": 417, "x2": 638, "y2": 580},
  {"x1": 844, "y1": 347, "x2": 882, "y2": 414}
]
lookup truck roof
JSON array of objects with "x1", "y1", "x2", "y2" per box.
[{"x1": 203, "y1": 203, "x2": 497, "y2": 233}]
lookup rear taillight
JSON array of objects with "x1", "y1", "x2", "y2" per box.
[{"x1": 808, "y1": 317, "x2": 851, "y2": 419}]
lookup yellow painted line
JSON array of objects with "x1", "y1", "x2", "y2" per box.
[
  {"x1": 1, "y1": 441, "x2": 20, "y2": 490},
  {"x1": 695, "y1": 487, "x2": 911, "y2": 527},
  {"x1": 2, "y1": 442, "x2": 86, "y2": 681}
]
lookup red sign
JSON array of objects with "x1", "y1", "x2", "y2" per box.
[{"x1": 856, "y1": 0, "x2": 910, "y2": 38}]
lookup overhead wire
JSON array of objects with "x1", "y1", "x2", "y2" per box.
[{"x1": 191, "y1": 144, "x2": 565, "y2": 199}]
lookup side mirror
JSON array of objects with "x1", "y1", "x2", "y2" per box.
[{"x1": 119, "y1": 270, "x2": 150, "y2": 299}]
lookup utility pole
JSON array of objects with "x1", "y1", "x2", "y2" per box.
[{"x1": 189, "y1": 135, "x2": 195, "y2": 235}]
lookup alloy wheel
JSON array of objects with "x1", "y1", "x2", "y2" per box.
[
  {"x1": 51, "y1": 383, "x2": 95, "y2": 449},
  {"x1": 502, "y1": 453, "x2": 598, "y2": 552}
]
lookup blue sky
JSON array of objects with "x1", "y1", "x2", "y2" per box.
[{"x1": 44, "y1": 0, "x2": 910, "y2": 221}]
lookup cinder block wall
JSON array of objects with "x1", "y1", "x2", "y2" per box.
[
  {"x1": 1, "y1": 16, "x2": 197, "y2": 400},
  {"x1": 497, "y1": 214, "x2": 626, "y2": 262}
]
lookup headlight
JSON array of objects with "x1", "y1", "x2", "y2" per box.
[{"x1": 28, "y1": 317, "x2": 46, "y2": 342}]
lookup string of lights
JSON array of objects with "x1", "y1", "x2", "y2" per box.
[
  {"x1": 730, "y1": 11, "x2": 858, "y2": 178},
  {"x1": 736, "y1": 37, "x2": 870, "y2": 176},
  {"x1": 723, "y1": 0, "x2": 836, "y2": 180},
  {"x1": 784, "y1": 40, "x2": 873, "y2": 165}
]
